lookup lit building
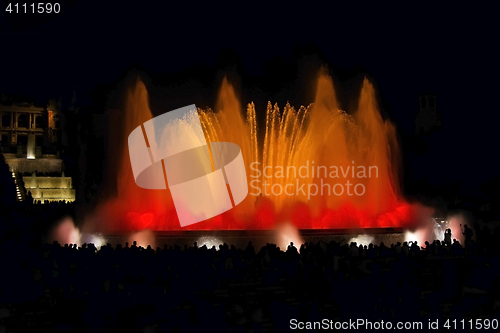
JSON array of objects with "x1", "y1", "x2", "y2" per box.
[
  {"x1": 0, "y1": 102, "x2": 62, "y2": 154},
  {"x1": 0, "y1": 98, "x2": 75, "y2": 203}
]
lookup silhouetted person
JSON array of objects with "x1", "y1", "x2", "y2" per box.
[
  {"x1": 462, "y1": 224, "x2": 473, "y2": 245},
  {"x1": 26, "y1": 190, "x2": 33, "y2": 204},
  {"x1": 245, "y1": 241, "x2": 255, "y2": 256},
  {"x1": 287, "y1": 242, "x2": 298, "y2": 257},
  {"x1": 349, "y1": 242, "x2": 359, "y2": 257},
  {"x1": 401, "y1": 242, "x2": 408, "y2": 256},
  {"x1": 444, "y1": 228, "x2": 452, "y2": 245},
  {"x1": 410, "y1": 241, "x2": 420, "y2": 254}
]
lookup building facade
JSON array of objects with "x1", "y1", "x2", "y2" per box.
[
  {"x1": 0, "y1": 102, "x2": 61, "y2": 156},
  {"x1": 1, "y1": 99, "x2": 74, "y2": 203}
]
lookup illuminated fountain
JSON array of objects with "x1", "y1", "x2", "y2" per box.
[{"x1": 93, "y1": 70, "x2": 415, "y2": 232}]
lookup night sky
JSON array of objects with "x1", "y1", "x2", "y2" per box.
[{"x1": 1, "y1": 1, "x2": 499, "y2": 194}]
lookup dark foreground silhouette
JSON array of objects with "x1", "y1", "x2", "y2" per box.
[{"x1": 1, "y1": 223, "x2": 500, "y2": 332}]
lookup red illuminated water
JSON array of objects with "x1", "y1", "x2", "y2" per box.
[{"x1": 94, "y1": 71, "x2": 416, "y2": 232}]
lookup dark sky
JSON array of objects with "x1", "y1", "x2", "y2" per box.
[{"x1": 1, "y1": 1, "x2": 499, "y2": 191}]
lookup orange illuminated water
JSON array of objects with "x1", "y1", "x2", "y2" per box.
[{"x1": 95, "y1": 71, "x2": 415, "y2": 232}]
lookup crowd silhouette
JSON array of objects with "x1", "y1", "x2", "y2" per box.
[{"x1": 1, "y1": 219, "x2": 500, "y2": 332}]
